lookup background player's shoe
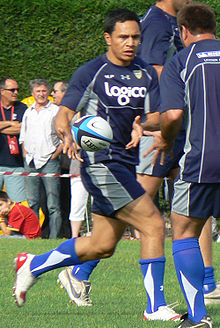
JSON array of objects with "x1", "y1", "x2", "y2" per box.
[
  {"x1": 204, "y1": 283, "x2": 220, "y2": 299},
  {"x1": 13, "y1": 252, "x2": 37, "y2": 307},
  {"x1": 176, "y1": 315, "x2": 212, "y2": 327},
  {"x1": 57, "y1": 267, "x2": 92, "y2": 306},
  {"x1": 143, "y1": 304, "x2": 181, "y2": 321}
]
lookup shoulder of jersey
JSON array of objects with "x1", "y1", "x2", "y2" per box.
[{"x1": 141, "y1": 6, "x2": 171, "y2": 26}]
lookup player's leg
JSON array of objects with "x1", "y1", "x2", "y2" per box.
[
  {"x1": 172, "y1": 212, "x2": 209, "y2": 324},
  {"x1": 13, "y1": 213, "x2": 126, "y2": 306},
  {"x1": 200, "y1": 217, "x2": 220, "y2": 302},
  {"x1": 137, "y1": 174, "x2": 163, "y2": 199},
  {"x1": 69, "y1": 175, "x2": 88, "y2": 238},
  {"x1": 116, "y1": 193, "x2": 180, "y2": 321},
  {"x1": 171, "y1": 180, "x2": 218, "y2": 326}
]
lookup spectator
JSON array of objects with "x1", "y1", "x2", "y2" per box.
[
  {"x1": 19, "y1": 79, "x2": 62, "y2": 239},
  {"x1": 0, "y1": 77, "x2": 27, "y2": 202},
  {"x1": 52, "y1": 80, "x2": 89, "y2": 238},
  {"x1": 0, "y1": 191, "x2": 41, "y2": 239}
]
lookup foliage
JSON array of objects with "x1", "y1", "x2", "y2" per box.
[
  {"x1": 0, "y1": 238, "x2": 219, "y2": 327},
  {"x1": 0, "y1": 0, "x2": 219, "y2": 99}
]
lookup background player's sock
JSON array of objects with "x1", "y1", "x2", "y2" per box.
[
  {"x1": 173, "y1": 238, "x2": 206, "y2": 322},
  {"x1": 139, "y1": 257, "x2": 166, "y2": 313},
  {"x1": 72, "y1": 260, "x2": 100, "y2": 281},
  {"x1": 203, "y1": 266, "x2": 216, "y2": 293},
  {"x1": 30, "y1": 238, "x2": 82, "y2": 277}
]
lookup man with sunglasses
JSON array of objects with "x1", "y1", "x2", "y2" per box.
[{"x1": 0, "y1": 78, "x2": 27, "y2": 203}]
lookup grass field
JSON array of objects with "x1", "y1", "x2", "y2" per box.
[{"x1": 0, "y1": 238, "x2": 219, "y2": 328}]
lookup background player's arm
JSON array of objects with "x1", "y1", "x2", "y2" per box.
[
  {"x1": 55, "y1": 106, "x2": 82, "y2": 161},
  {"x1": 160, "y1": 109, "x2": 183, "y2": 145},
  {"x1": 153, "y1": 65, "x2": 164, "y2": 79},
  {"x1": 142, "y1": 112, "x2": 160, "y2": 131}
]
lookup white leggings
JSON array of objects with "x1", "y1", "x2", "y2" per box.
[{"x1": 69, "y1": 176, "x2": 88, "y2": 222}]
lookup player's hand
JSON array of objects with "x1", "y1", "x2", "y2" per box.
[
  {"x1": 126, "y1": 116, "x2": 143, "y2": 149},
  {"x1": 143, "y1": 130, "x2": 173, "y2": 166},
  {"x1": 57, "y1": 128, "x2": 84, "y2": 162}
]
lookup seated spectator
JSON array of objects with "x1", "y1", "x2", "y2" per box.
[{"x1": 0, "y1": 191, "x2": 41, "y2": 238}]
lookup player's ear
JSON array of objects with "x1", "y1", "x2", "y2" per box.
[
  {"x1": 104, "y1": 32, "x2": 112, "y2": 46},
  {"x1": 180, "y1": 25, "x2": 188, "y2": 42}
]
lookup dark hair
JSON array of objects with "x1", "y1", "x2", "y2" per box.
[
  {"x1": 0, "y1": 191, "x2": 10, "y2": 202},
  {"x1": 0, "y1": 77, "x2": 17, "y2": 90},
  {"x1": 104, "y1": 8, "x2": 140, "y2": 35},
  {"x1": 177, "y1": 2, "x2": 216, "y2": 36}
]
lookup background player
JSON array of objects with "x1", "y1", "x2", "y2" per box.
[
  {"x1": 137, "y1": 0, "x2": 219, "y2": 303},
  {"x1": 13, "y1": 9, "x2": 180, "y2": 321},
  {"x1": 147, "y1": 3, "x2": 219, "y2": 327}
]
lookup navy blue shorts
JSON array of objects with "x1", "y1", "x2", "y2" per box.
[
  {"x1": 81, "y1": 161, "x2": 145, "y2": 217},
  {"x1": 172, "y1": 179, "x2": 220, "y2": 219},
  {"x1": 136, "y1": 132, "x2": 185, "y2": 177}
]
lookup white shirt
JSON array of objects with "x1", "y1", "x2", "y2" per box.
[{"x1": 19, "y1": 101, "x2": 60, "y2": 169}]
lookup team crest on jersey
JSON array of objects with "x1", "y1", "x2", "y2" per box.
[{"x1": 133, "y1": 70, "x2": 142, "y2": 79}]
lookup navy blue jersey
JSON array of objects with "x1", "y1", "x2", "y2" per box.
[
  {"x1": 138, "y1": 5, "x2": 183, "y2": 65},
  {"x1": 160, "y1": 39, "x2": 220, "y2": 183},
  {"x1": 0, "y1": 101, "x2": 27, "y2": 167},
  {"x1": 61, "y1": 54, "x2": 160, "y2": 166}
]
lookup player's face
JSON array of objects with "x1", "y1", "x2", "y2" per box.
[
  {"x1": 104, "y1": 20, "x2": 141, "y2": 66},
  {"x1": 32, "y1": 84, "x2": 50, "y2": 106},
  {"x1": 0, "y1": 79, "x2": 19, "y2": 105},
  {"x1": 51, "y1": 82, "x2": 65, "y2": 106},
  {"x1": 0, "y1": 200, "x2": 11, "y2": 216},
  {"x1": 172, "y1": 0, "x2": 192, "y2": 13}
]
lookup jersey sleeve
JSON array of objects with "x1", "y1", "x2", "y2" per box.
[
  {"x1": 160, "y1": 56, "x2": 186, "y2": 113},
  {"x1": 139, "y1": 17, "x2": 173, "y2": 66},
  {"x1": 61, "y1": 65, "x2": 93, "y2": 112},
  {"x1": 145, "y1": 66, "x2": 160, "y2": 114}
]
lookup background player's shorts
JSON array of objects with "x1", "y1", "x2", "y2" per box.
[
  {"x1": 81, "y1": 161, "x2": 145, "y2": 217},
  {"x1": 172, "y1": 178, "x2": 220, "y2": 219},
  {"x1": 136, "y1": 133, "x2": 185, "y2": 177}
]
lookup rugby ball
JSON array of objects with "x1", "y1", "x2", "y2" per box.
[{"x1": 72, "y1": 115, "x2": 113, "y2": 152}]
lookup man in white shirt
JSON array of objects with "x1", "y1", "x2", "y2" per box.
[{"x1": 19, "y1": 79, "x2": 63, "y2": 238}]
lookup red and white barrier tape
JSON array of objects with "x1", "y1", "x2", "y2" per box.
[{"x1": 0, "y1": 171, "x2": 78, "y2": 178}]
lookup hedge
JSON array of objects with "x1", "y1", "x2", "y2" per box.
[{"x1": 0, "y1": 0, "x2": 219, "y2": 98}]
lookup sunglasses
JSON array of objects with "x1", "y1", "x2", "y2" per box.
[{"x1": 3, "y1": 88, "x2": 20, "y2": 93}]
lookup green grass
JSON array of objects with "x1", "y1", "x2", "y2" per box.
[{"x1": 0, "y1": 238, "x2": 219, "y2": 328}]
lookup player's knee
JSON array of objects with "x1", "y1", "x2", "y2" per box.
[{"x1": 92, "y1": 243, "x2": 116, "y2": 259}]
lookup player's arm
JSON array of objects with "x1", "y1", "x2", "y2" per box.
[
  {"x1": 142, "y1": 112, "x2": 160, "y2": 131},
  {"x1": 160, "y1": 109, "x2": 183, "y2": 145},
  {"x1": 55, "y1": 106, "x2": 83, "y2": 161},
  {"x1": 144, "y1": 109, "x2": 183, "y2": 165}
]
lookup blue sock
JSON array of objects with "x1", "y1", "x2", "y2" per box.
[
  {"x1": 139, "y1": 257, "x2": 166, "y2": 313},
  {"x1": 72, "y1": 260, "x2": 100, "y2": 281},
  {"x1": 203, "y1": 267, "x2": 216, "y2": 294},
  {"x1": 173, "y1": 238, "x2": 206, "y2": 322},
  {"x1": 30, "y1": 238, "x2": 82, "y2": 277}
]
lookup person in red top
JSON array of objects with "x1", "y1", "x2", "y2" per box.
[{"x1": 0, "y1": 191, "x2": 41, "y2": 239}]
